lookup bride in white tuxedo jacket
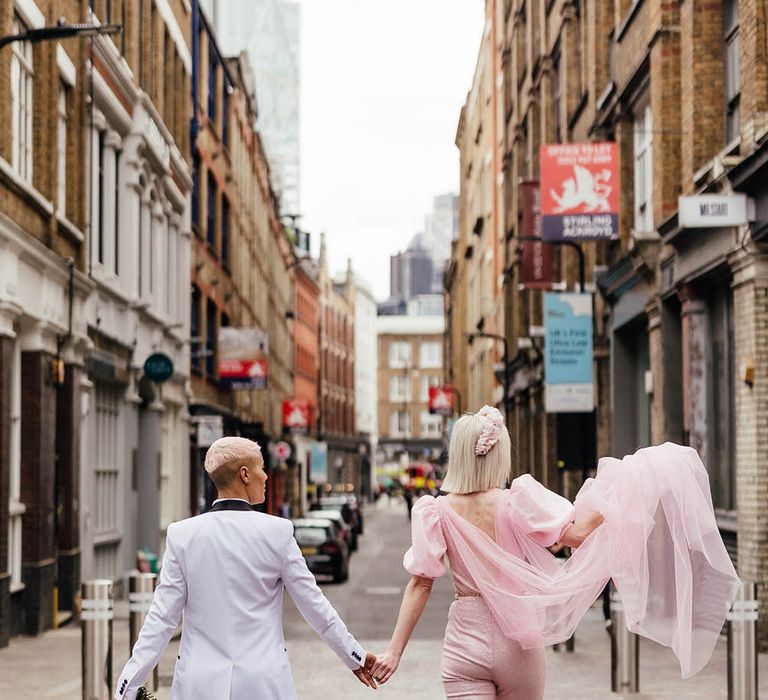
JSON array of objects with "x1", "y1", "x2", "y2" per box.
[{"x1": 115, "y1": 437, "x2": 376, "y2": 700}]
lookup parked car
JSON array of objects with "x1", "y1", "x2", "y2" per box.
[
  {"x1": 316, "y1": 494, "x2": 364, "y2": 535},
  {"x1": 305, "y1": 508, "x2": 357, "y2": 552},
  {"x1": 292, "y1": 518, "x2": 349, "y2": 583}
]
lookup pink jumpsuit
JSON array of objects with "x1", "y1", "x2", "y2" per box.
[{"x1": 403, "y1": 480, "x2": 576, "y2": 699}]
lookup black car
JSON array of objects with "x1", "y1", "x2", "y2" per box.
[
  {"x1": 292, "y1": 518, "x2": 349, "y2": 583},
  {"x1": 317, "y1": 494, "x2": 364, "y2": 535},
  {"x1": 305, "y1": 509, "x2": 357, "y2": 552}
]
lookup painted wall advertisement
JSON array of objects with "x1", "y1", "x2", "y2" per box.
[
  {"x1": 544, "y1": 293, "x2": 594, "y2": 413},
  {"x1": 218, "y1": 328, "x2": 268, "y2": 390},
  {"x1": 309, "y1": 441, "x2": 328, "y2": 484},
  {"x1": 520, "y1": 180, "x2": 553, "y2": 289},
  {"x1": 540, "y1": 142, "x2": 618, "y2": 241}
]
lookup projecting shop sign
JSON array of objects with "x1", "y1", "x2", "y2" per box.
[
  {"x1": 678, "y1": 194, "x2": 753, "y2": 228},
  {"x1": 540, "y1": 142, "x2": 619, "y2": 241},
  {"x1": 544, "y1": 293, "x2": 594, "y2": 413}
]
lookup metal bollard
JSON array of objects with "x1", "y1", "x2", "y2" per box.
[
  {"x1": 727, "y1": 581, "x2": 758, "y2": 700},
  {"x1": 81, "y1": 579, "x2": 114, "y2": 700},
  {"x1": 129, "y1": 572, "x2": 159, "y2": 692},
  {"x1": 610, "y1": 587, "x2": 639, "y2": 693}
]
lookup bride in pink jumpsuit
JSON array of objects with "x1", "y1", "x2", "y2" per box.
[{"x1": 370, "y1": 406, "x2": 739, "y2": 699}]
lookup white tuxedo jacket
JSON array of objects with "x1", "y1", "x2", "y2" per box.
[{"x1": 115, "y1": 502, "x2": 366, "y2": 700}]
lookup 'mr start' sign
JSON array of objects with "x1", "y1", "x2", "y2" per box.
[{"x1": 678, "y1": 194, "x2": 753, "y2": 228}]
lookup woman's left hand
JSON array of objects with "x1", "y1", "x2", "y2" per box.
[{"x1": 370, "y1": 649, "x2": 401, "y2": 684}]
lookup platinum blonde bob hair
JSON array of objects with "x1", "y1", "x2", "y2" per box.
[{"x1": 441, "y1": 410, "x2": 511, "y2": 494}]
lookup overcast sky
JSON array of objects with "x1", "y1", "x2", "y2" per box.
[{"x1": 298, "y1": 0, "x2": 485, "y2": 300}]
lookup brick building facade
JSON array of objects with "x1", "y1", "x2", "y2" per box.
[
  {"x1": 0, "y1": 0, "x2": 192, "y2": 643},
  {"x1": 376, "y1": 316, "x2": 445, "y2": 467},
  {"x1": 316, "y1": 235, "x2": 358, "y2": 488},
  {"x1": 448, "y1": 0, "x2": 768, "y2": 643},
  {"x1": 189, "y1": 7, "x2": 295, "y2": 515}
]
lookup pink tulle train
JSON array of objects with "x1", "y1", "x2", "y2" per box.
[{"x1": 404, "y1": 442, "x2": 740, "y2": 679}]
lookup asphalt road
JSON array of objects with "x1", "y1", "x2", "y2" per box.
[{"x1": 284, "y1": 495, "x2": 454, "y2": 698}]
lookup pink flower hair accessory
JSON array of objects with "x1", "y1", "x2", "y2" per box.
[{"x1": 474, "y1": 405, "x2": 504, "y2": 456}]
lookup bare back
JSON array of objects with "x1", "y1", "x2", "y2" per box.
[{"x1": 444, "y1": 488, "x2": 505, "y2": 543}]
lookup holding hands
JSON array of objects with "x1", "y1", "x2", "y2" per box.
[
  {"x1": 369, "y1": 649, "x2": 401, "y2": 685},
  {"x1": 352, "y1": 652, "x2": 379, "y2": 689}
]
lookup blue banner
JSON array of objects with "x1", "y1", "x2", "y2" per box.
[
  {"x1": 544, "y1": 292, "x2": 594, "y2": 412},
  {"x1": 309, "y1": 441, "x2": 328, "y2": 484}
]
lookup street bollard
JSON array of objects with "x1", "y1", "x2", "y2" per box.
[
  {"x1": 129, "y1": 572, "x2": 159, "y2": 692},
  {"x1": 81, "y1": 579, "x2": 114, "y2": 700},
  {"x1": 727, "y1": 581, "x2": 758, "y2": 700},
  {"x1": 610, "y1": 587, "x2": 639, "y2": 693}
]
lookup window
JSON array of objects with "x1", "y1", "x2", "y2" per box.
[
  {"x1": 389, "y1": 375, "x2": 411, "y2": 402},
  {"x1": 10, "y1": 13, "x2": 33, "y2": 181},
  {"x1": 8, "y1": 338, "x2": 24, "y2": 592},
  {"x1": 221, "y1": 197, "x2": 230, "y2": 266},
  {"x1": 552, "y1": 43, "x2": 562, "y2": 143},
  {"x1": 94, "y1": 382, "x2": 121, "y2": 581},
  {"x1": 633, "y1": 102, "x2": 653, "y2": 232},
  {"x1": 206, "y1": 170, "x2": 216, "y2": 248},
  {"x1": 160, "y1": 404, "x2": 181, "y2": 528},
  {"x1": 419, "y1": 341, "x2": 442, "y2": 368},
  {"x1": 389, "y1": 410, "x2": 410, "y2": 437},
  {"x1": 724, "y1": 0, "x2": 740, "y2": 143},
  {"x1": 56, "y1": 82, "x2": 68, "y2": 214},
  {"x1": 420, "y1": 375, "x2": 441, "y2": 402},
  {"x1": 206, "y1": 297, "x2": 217, "y2": 377},
  {"x1": 191, "y1": 284, "x2": 201, "y2": 373},
  {"x1": 705, "y1": 279, "x2": 735, "y2": 511},
  {"x1": 192, "y1": 150, "x2": 201, "y2": 230},
  {"x1": 208, "y1": 40, "x2": 217, "y2": 122},
  {"x1": 388, "y1": 341, "x2": 411, "y2": 368},
  {"x1": 114, "y1": 150, "x2": 121, "y2": 275},
  {"x1": 420, "y1": 411, "x2": 443, "y2": 438},
  {"x1": 97, "y1": 131, "x2": 106, "y2": 264}
]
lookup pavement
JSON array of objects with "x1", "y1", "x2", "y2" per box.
[{"x1": 2, "y1": 496, "x2": 768, "y2": 699}]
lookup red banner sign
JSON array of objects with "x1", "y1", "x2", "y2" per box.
[
  {"x1": 282, "y1": 399, "x2": 311, "y2": 432},
  {"x1": 428, "y1": 385, "x2": 454, "y2": 417},
  {"x1": 540, "y1": 142, "x2": 619, "y2": 241},
  {"x1": 520, "y1": 180, "x2": 552, "y2": 289}
]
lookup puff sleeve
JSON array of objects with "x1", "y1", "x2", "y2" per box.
[
  {"x1": 507, "y1": 474, "x2": 576, "y2": 548},
  {"x1": 403, "y1": 495, "x2": 447, "y2": 578}
]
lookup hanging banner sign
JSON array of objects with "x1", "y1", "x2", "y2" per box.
[
  {"x1": 309, "y1": 441, "x2": 328, "y2": 484},
  {"x1": 219, "y1": 327, "x2": 268, "y2": 390},
  {"x1": 540, "y1": 142, "x2": 619, "y2": 241},
  {"x1": 428, "y1": 385, "x2": 454, "y2": 416},
  {"x1": 520, "y1": 180, "x2": 553, "y2": 289},
  {"x1": 283, "y1": 399, "x2": 311, "y2": 433},
  {"x1": 544, "y1": 292, "x2": 594, "y2": 413}
]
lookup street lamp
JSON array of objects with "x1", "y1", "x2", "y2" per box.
[
  {"x1": 467, "y1": 330, "x2": 511, "y2": 422},
  {"x1": 0, "y1": 20, "x2": 122, "y2": 51}
]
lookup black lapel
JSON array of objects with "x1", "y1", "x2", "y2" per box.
[{"x1": 209, "y1": 500, "x2": 254, "y2": 513}]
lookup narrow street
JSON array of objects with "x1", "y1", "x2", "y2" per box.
[{"x1": 3, "y1": 499, "x2": 768, "y2": 699}]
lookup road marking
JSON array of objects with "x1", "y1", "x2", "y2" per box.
[
  {"x1": 365, "y1": 586, "x2": 402, "y2": 596},
  {"x1": 44, "y1": 678, "x2": 80, "y2": 697}
]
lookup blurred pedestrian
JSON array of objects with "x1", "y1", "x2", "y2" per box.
[{"x1": 404, "y1": 487, "x2": 414, "y2": 521}]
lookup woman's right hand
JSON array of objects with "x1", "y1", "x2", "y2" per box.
[{"x1": 370, "y1": 649, "x2": 401, "y2": 684}]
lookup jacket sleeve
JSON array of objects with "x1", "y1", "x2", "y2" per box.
[
  {"x1": 281, "y1": 527, "x2": 366, "y2": 670},
  {"x1": 114, "y1": 525, "x2": 188, "y2": 700}
]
